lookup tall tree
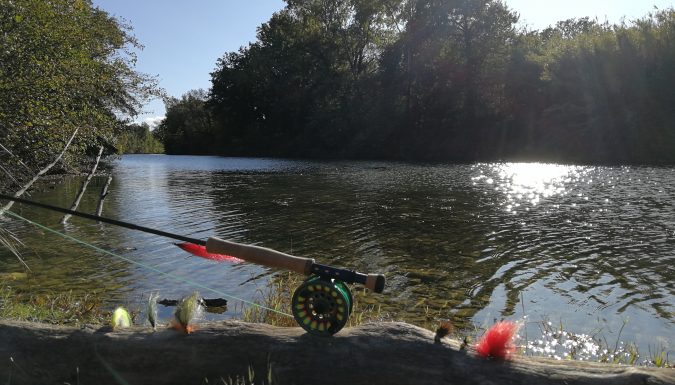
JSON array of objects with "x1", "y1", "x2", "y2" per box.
[
  {"x1": 0, "y1": 0, "x2": 159, "y2": 177},
  {"x1": 379, "y1": 0, "x2": 518, "y2": 160},
  {"x1": 208, "y1": 0, "x2": 402, "y2": 158},
  {"x1": 155, "y1": 90, "x2": 214, "y2": 155}
]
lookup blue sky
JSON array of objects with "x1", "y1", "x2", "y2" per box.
[
  {"x1": 93, "y1": 0, "x2": 285, "y2": 127},
  {"x1": 92, "y1": 0, "x2": 674, "y2": 127}
]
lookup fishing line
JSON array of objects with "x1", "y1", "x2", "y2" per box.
[{"x1": 3, "y1": 210, "x2": 294, "y2": 318}]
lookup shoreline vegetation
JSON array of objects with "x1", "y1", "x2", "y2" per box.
[
  {"x1": 0, "y1": 0, "x2": 161, "y2": 195},
  {"x1": 156, "y1": 2, "x2": 675, "y2": 165}
]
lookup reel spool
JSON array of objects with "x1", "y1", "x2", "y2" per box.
[{"x1": 291, "y1": 276, "x2": 353, "y2": 336}]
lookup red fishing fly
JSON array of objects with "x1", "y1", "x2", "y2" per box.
[
  {"x1": 475, "y1": 320, "x2": 520, "y2": 360},
  {"x1": 175, "y1": 242, "x2": 243, "y2": 263}
]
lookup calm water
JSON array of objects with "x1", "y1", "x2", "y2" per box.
[{"x1": 1, "y1": 155, "x2": 673, "y2": 352}]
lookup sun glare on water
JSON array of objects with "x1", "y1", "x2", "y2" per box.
[{"x1": 473, "y1": 163, "x2": 587, "y2": 212}]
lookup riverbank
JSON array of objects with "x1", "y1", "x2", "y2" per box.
[
  {"x1": 0, "y1": 280, "x2": 671, "y2": 371},
  {"x1": 0, "y1": 286, "x2": 107, "y2": 325}
]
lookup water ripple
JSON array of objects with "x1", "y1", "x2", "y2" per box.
[{"x1": 1, "y1": 157, "x2": 672, "y2": 351}]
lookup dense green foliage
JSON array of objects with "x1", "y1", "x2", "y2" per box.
[
  {"x1": 0, "y1": 0, "x2": 158, "y2": 189},
  {"x1": 159, "y1": 0, "x2": 675, "y2": 164},
  {"x1": 153, "y1": 90, "x2": 214, "y2": 155},
  {"x1": 513, "y1": 14, "x2": 675, "y2": 163},
  {"x1": 116, "y1": 123, "x2": 164, "y2": 154}
]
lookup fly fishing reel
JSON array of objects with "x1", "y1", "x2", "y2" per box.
[
  {"x1": 291, "y1": 276, "x2": 353, "y2": 336},
  {"x1": 205, "y1": 237, "x2": 385, "y2": 336}
]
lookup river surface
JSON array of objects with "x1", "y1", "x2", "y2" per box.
[{"x1": 2, "y1": 155, "x2": 673, "y2": 354}]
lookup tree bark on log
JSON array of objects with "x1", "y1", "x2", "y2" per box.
[
  {"x1": 0, "y1": 128, "x2": 79, "y2": 215},
  {"x1": 95, "y1": 174, "x2": 113, "y2": 217},
  {"x1": 0, "y1": 320, "x2": 671, "y2": 385},
  {"x1": 61, "y1": 145, "x2": 104, "y2": 224}
]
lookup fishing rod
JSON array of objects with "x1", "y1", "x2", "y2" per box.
[
  {"x1": 0, "y1": 194, "x2": 204, "y2": 245},
  {"x1": 0, "y1": 193, "x2": 385, "y2": 336}
]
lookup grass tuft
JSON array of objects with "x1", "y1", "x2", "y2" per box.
[
  {"x1": 0, "y1": 286, "x2": 107, "y2": 325},
  {"x1": 212, "y1": 362, "x2": 274, "y2": 385},
  {"x1": 648, "y1": 345, "x2": 672, "y2": 368}
]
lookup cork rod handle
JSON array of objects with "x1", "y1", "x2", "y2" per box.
[{"x1": 206, "y1": 237, "x2": 314, "y2": 275}]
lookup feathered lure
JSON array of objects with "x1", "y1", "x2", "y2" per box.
[
  {"x1": 170, "y1": 291, "x2": 203, "y2": 334},
  {"x1": 434, "y1": 321, "x2": 454, "y2": 344},
  {"x1": 111, "y1": 307, "x2": 132, "y2": 330},
  {"x1": 147, "y1": 292, "x2": 159, "y2": 330},
  {"x1": 475, "y1": 320, "x2": 520, "y2": 360},
  {"x1": 176, "y1": 242, "x2": 243, "y2": 263}
]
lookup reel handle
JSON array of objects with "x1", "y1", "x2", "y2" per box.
[
  {"x1": 366, "y1": 274, "x2": 386, "y2": 293},
  {"x1": 206, "y1": 237, "x2": 314, "y2": 274}
]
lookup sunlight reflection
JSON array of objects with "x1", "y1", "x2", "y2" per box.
[{"x1": 473, "y1": 163, "x2": 587, "y2": 212}]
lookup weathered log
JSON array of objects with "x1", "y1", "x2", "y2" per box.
[
  {"x1": 61, "y1": 145, "x2": 104, "y2": 224},
  {"x1": 0, "y1": 320, "x2": 671, "y2": 385},
  {"x1": 0, "y1": 128, "x2": 79, "y2": 215}
]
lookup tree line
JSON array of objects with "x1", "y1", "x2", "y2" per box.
[
  {"x1": 157, "y1": 0, "x2": 675, "y2": 164},
  {"x1": 116, "y1": 123, "x2": 164, "y2": 154}
]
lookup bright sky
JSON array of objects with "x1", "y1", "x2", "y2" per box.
[
  {"x1": 92, "y1": 0, "x2": 674, "y2": 126},
  {"x1": 507, "y1": 0, "x2": 674, "y2": 30}
]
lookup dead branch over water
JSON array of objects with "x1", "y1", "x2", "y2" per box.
[
  {"x1": 95, "y1": 174, "x2": 113, "y2": 217},
  {"x1": 0, "y1": 128, "x2": 79, "y2": 215},
  {"x1": 61, "y1": 145, "x2": 104, "y2": 224}
]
